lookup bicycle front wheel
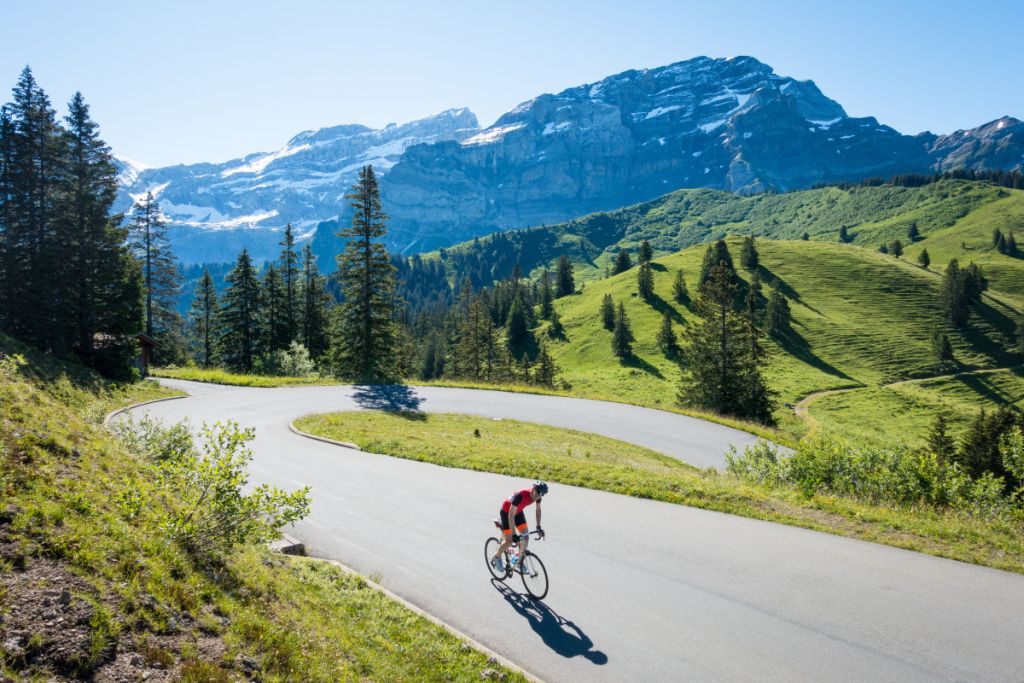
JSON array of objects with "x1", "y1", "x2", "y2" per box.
[
  {"x1": 484, "y1": 537, "x2": 507, "y2": 581},
  {"x1": 519, "y1": 551, "x2": 549, "y2": 600}
]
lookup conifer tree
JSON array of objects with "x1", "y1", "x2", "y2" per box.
[
  {"x1": 889, "y1": 240, "x2": 903, "y2": 258},
  {"x1": 506, "y1": 296, "x2": 529, "y2": 350},
  {"x1": 740, "y1": 235, "x2": 759, "y2": 271},
  {"x1": 611, "y1": 302, "x2": 634, "y2": 358},
  {"x1": 637, "y1": 260, "x2": 654, "y2": 299},
  {"x1": 879, "y1": 243, "x2": 889, "y2": 254},
  {"x1": 932, "y1": 330, "x2": 954, "y2": 365},
  {"x1": 926, "y1": 413, "x2": 956, "y2": 462},
  {"x1": 678, "y1": 263, "x2": 775, "y2": 423},
  {"x1": 539, "y1": 269, "x2": 554, "y2": 319},
  {"x1": 278, "y1": 223, "x2": 300, "y2": 343},
  {"x1": 918, "y1": 248, "x2": 931, "y2": 269},
  {"x1": 672, "y1": 268, "x2": 689, "y2": 304},
  {"x1": 419, "y1": 332, "x2": 445, "y2": 380},
  {"x1": 189, "y1": 269, "x2": 218, "y2": 367},
  {"x1": 547, "y1": 309, "x2": 565, "y2": 339},
  {"x1": 330, "y1": 165, "x2": 398, "y2": 381},
  {"x1": 698, "y1": 240, "x2": 735, "y2": 292},
  {"x1": 601, "y1": 293, "x2": 615, "y2": 330},
  {"x1": 455, "y1": 295, "x2": 487, "y2": 378},
  {"x1": 555, "y1": 255, "x2": 575, "y2": 297},
  {"x1": 612, "y1": 248, "x2": 632, "y2": 275},
  {"x1": 639, "y1": 240, "x2": 653, "y2": 263},
  {"x1": 534, "y1": 341, "x2": 557, "y2": 387},
  {"x1": 996, "y1": 231, "x2": 1008, "y2": 254},
  {"x1": 262, "y1": 264, "x2": 289, "y2": 353},
  {"x1": 219, "y1": 249, "x2": 262, "y2": 372},
  {"x1": 907, "y1": 223, "x2": 920, "y2": 241},
  {"x1": 838, "y1": 226, "x2": 850, "y2": 243},
  {"x1": 657, "y1": 312, "x2": 679, "y2": 358},
  {"x1": 765, "y1": 280, "x2": 791, "y2": 336},
  {"x1": 801, "y1": 232, "x2": 809, "y2": 241},
  {"x1": 1007, "y1": 232, "x2": 1018, "y2": 256},
  {"x1": 993, "y1": 228, "x2": 1004, "y2": 249},
  {"x1": 300, "y1": 244, "x2": 330, "y2": 360},
  {"x1": 128, "y1": 191, "x2": 181, "y2": 340}
]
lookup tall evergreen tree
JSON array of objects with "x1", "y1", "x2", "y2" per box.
[
  {"x1": 547, "y1": 309, "x2": 565, "y2": 339},
  {"x1": 1007, "y1": 232, "x2": 1018, "y2": 256},
  {"x1": 534, "y1": 341, "x2": 557, "y2": 387},
  {"x1": 300, "y1": 244, "x2": 330, "y2": 360},
  {"x1": 657, "y1": 312, "x2": 679, "y2": 358},
  {"x1": 278, "y1": 223, "x2": 300, "y2": 343},
  {"x1": 219, "y1": 249, "x2": 262, "y2": 372},
  {"x1": 612, "y1": 248, "x2": 632, "y2": 275},
  {"x1": 698, "y1": 240, "x2": 735, "y2": 292},
  {"x1": 926, "y1": 413, "x2": 956, "y2": 463},
  {"x1": 932, "y1": 330, "x2": 954, "y2": 365},
  {"x1": 765, "y1": 280, "x2": 791, "y2": 336},
  {"x1": 539, "y1": 269, "x2": 554, "y2": 319},
  {"x1": 993, "y1": 228, "x2": 1004, "y2": 249},
  {"x1": 907, "y1": 223, "x2": 920, "y2": 241},
  {"x1": 637, "y1": 260, "x2": 654, "y2": 299},
  {"x1": 611, "y1": 302, "x2": 634, "y2": 358},
  {"x1": 262, "y1": 264, "x2": 289, "y2": 353},
  {"x1": 419, "y1": 332, "x2": 445, "y2": 380},
  {"x1": 740, "y1": 235, "x2": 759, "y2": 271},
  {"x1": 672, "y1": 268, "x2": 689, "y2": 304},
  {"x1": 127, "y1": 191, "x2": 181, "y2": 342},
  {"x1": 506, "y1": 296, "x2": 529, "y2": 350},
  {"x1": 330, "y1": 165, "x2": 398, "y2": 381},
  {"x1": 601, "y1": 293, "x2": 615, "y2": 330},
  {"x1": 639, "y1": 240, "x2": 653, "y2": 263},
  {"x1": 455, "y1": 295, "x2": 487, "y2": 378},
  {"x1": 678, "y1": 263, "x2": 775, "y2": 423},
  {"x1": 555, "y1": 255, "x2": 575, "y2": 297},
  {"x1": 889, "y1": 240, "x2": 904, "y2": 258},
  {"x1": 189, "y1": 269, "x2": 218, "y2": 367}
]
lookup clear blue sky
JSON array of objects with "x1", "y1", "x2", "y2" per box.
[{"x1": 2, "y1": 0, "x2": 1020, "y2": 167}]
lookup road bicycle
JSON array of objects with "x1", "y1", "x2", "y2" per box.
[{"x1": 484, "y1": 524, "x2": 549, "y2": 600}]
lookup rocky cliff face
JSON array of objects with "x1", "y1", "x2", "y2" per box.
[
  {"x1": 117, "y1": 56, "x2": 1023, "y2": 264},
  {"x1": 115, "y1": 108, "x2": 479, "y2": 263}
]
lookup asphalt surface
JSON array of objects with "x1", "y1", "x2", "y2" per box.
[{"x1": 128, "y1": 379, "x2": 1024, "y2": 682}]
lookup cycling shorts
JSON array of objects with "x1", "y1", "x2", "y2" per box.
[{"x1": 499, "y1": 509, "x2": 528, "y2": 536}]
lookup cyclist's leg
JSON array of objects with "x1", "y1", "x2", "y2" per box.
[
  {"x1": 515, "y1": 512, "x2": 529, "y2": 555},
  {"x1": 494, "y1": 510, "x2": 514, "y2": 561}
]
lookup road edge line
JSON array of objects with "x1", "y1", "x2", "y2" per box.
[
  {"x1": 288, "y1": 421, "x2": 544, "y2": 683},
  {"x1": 103, "y1": 392, "x2": 188, "y2": 428}
]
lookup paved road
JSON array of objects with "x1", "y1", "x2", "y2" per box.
[{"x1": 130, "y1": 380, "x2": 1024, "y2": 682}]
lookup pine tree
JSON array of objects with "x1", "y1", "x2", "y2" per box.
[
  {"x1": 839, "y1": 226, "x2": 850, "y2": 243},
  {"x1": 219, "y1": 249, "x2": 262, "y2": 372},
  {"x1": 678, "y1": 263, "x2": 775, "y2": 423},
  {"x1": 506, "y1": 296, "x2": 529, "y2": 350},
  {"x1": 918, "y1": 248, "x2": 931, "y2": 269},
  {"x1": 278, "y1": 223, "x2": 300, "y2": 343},
  {"x1": 657, "y1": 312, "x2": 679, "y2": 358},
  {"x1": 637, "y1": 260, "x2": 654, "y2": 299},
  {"x1": 639, "y1": 240, "x2": 653, "y2": 263},
  {"x1": 555, "y1": 255, "x2": 575, "y2": 297},
  {"x1": 262, "y1": 264, "x2": 289, "y2": 354},
  {"x1": 698, "y1": 240, "x2": 735, "y2": 292},
  {"x1": 128, "y1": 191, "x2": 181, "y2": 340},
  {"x1": 330, "y1": 166, "x2": 398, "y2": 381},
  {"x1": 926, "y1": 413, "x2": 956, "y2": 462},
  {"x1": 740, "y1": 235, "x2": 759, "y2": 271},
  {"x1": 547, "y1": 309, "x2": 565, "y2": 339},
  {"x1": 993, "y1": 228, "x2": 1004, "y2": 249},
  {"x1": 189, "y1": 270, "x2": 218, "y2": 367},
  {"x1": 601, "y1": 293, "x2": 615, "y2": 330},
  {"x1": 907, "y1": 223, "x2": 920, "y2": 241},
  {"x1": 765, "y1": 280, "x2": 791, "y2": 336},
  {"x1": 300, "y1": 244, "x2": 330, "y2": 360},
  {"x1": 534, "y1": 342, "x2": 557, "y2": 386},
  {"x1": 801, "y1": 232, "x2": 809, "y2": 241},
  {"x1": 539, "y1": 269, "x2": 553, "y2": 319},
  {"x1": 889, "y1": 240, "x2": 903, "y2": 258},
  {"x1": 932, "y1": 330, "x2": 954, "y2": 365},
  {"x1": 419, "y1": 332, "x2": 445, "y2": 380},
  {"x1": 879, "y1": 243, "x2": 889, "y2": 254},
  {"x1": 672, "y1": 268, "x2": 689, "y2": 304},
  {"x1": 612, "y1": 248, "x2": 632, "y2": 275},
  {"x1": 1007, "y1": 232, "x2": 1019, "y2": 256},
  {"x1": 611, "y1": 302, "x2": 634, "y2": 358}
]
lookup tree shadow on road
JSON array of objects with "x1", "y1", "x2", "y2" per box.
[
  {"x1": 491, "y1": 579, "x2": 608, "y2": 665},
  {"x1": 351, "y1": 384, "x2": 425, "y2": 416}
]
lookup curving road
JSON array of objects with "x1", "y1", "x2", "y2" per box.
[{"x1": 129, "y1": 379, "x2": 1024, "y2": 682}]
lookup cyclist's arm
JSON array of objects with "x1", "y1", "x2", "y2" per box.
[{"x1": 535, "y1": 499, "x2": 542, "y2": 531}]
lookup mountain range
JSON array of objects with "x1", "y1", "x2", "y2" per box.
[{"x1": 115, "y1": 55, "x2": 1023, "y2": 265}]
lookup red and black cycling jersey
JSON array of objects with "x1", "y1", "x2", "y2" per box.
[{"x1": 501, "y1": 488, "x2": 537, "y2": 513}]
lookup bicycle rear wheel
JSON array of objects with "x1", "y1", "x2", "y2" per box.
[
  {"x1": 519, "y1": 551, "x2": 549, "y2": 600},
  {"x1": 484, "y1": 537, "x2": 507, "y2": 581}
]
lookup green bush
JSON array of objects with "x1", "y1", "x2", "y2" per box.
[
  {"x1": 253, "y1": 342, "x2": 318, "y2": 378},
  {"x1": 113, "y1": 416, "x2": 311, "y2": 560},
  {"x1": 727, "y1": 437, "x2": 1020, "y2": 519}
]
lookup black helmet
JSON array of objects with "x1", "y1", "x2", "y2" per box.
[{"x1": 533, "y1": 481, "x2": 549, "y2": 496}]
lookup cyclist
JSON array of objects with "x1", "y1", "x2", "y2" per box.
[{"x1": 491, "y1": 481, "x2": 548, "y2": 572}]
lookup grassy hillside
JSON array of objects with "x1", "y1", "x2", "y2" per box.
[
  {"x1": 545, "y1": 237, "x2": 1023, "y2": 444},
  {"x1": 433, "y1": 179, "x2": 1024, "y2": 287},
  {"x1": 0, "y1": 337, "x2": 522, "y2": 682}
]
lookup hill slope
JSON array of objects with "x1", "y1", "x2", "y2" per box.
[{"x1": 545, "y1": 237, "x2": 1023, "y2": 444}]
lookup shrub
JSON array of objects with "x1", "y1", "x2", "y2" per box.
[
  {"x1": 113, "y1": 416, "x2": 311, "y2": 560},
  {"x1": 254, "y1": 342, "x2": 318, "y2": 378}
]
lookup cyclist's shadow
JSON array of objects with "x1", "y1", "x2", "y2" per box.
[{"x1": 491, "y1": 579, "x2": 608, "y2": 665}]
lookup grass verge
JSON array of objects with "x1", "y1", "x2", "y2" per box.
[{"x1": 294, "y1": 411, "x2": 1024, "y2": 575}]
